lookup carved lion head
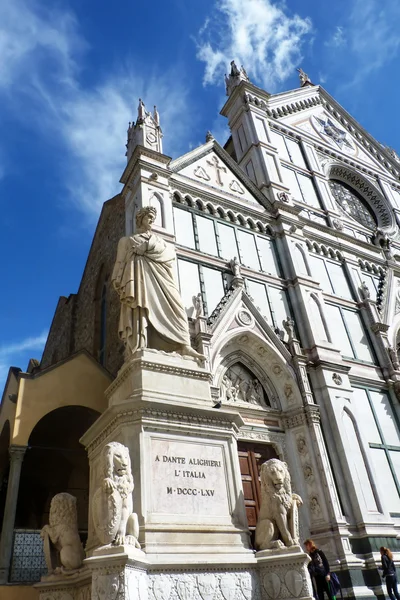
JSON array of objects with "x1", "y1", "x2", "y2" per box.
[
  {"x1": 260, "y1": 458, "x2": 292, "y2": 496},
  {"x1": 103, "y1": 442, "x2": 132, "y2": 480},
  {"x1": 49, "y1": 492, "x2": 79, "y2": 528}
]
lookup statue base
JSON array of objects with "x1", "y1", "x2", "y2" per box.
[
  {"x1": 81, "y1": 347, "x2": 252, "y2": 559},
  {"x1": 106, "y1": 348, "x2": 211, "y2": 407},
  {"x1": 257, "y1": 547, "x2": 313, "y2": 600},
  {"x1": 35, "y1": 547, "x2": 313, "y2": 600}
]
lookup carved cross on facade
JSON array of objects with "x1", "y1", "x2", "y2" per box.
[{"x1": 206, "y1": 156, "x2": 227, "y2": 186}]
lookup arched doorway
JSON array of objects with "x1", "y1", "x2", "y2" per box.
[{"x1": 16, "y1": 406, "x2": 100, "y2": 531}]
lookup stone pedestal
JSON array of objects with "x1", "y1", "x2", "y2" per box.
[
  {"x1": 35, "y1": 350, "x2": 313, "y2": 600},
  {"x1": 35, "y1": 547, "x2": 313, "y2": 600},
  {"x1": 257, "y1": 547, "x2": 313, "y2": 600},
  {"x1": 81, "y1": 349, "x2": 252, "y2": 560}
]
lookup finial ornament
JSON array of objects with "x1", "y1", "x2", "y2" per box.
[
  {"x1": 225, "y1": 60, "x2": 250, "y2": 96},
  {"x1": 297, "y1": 67, "x2": 313, "y2": 86},
  {"x1": 206, "y1": 131, "x2": 214, "y2": 142},
  {"x1": 153, "y1": 105, "x2": 160, "y2": 126},
  {"x1": 126, "y1": 98, "x2": 163, "y2": 160}
]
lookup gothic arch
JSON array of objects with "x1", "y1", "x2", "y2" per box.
[
  {"x1": 149, "y1": 192, "x2": 165, "y2": 227},
  {"x1": 293, "y1": 242, "x2": 310, "y2": 276},
  {"x1": 217, "y1": 352, "x2": 278, "y2": 409},
  {"x1": 211, "y1": 329, "x2": 302, "y2": 411},
  {"x1": 308, "y1": 293, "x2": 331, "y2": 343},
  {"x1": 341, "y1": 407, "x2": 381, "y2": 512}
]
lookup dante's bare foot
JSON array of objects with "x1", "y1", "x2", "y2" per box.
[{"x1": 181, "y1": 345, "x2": 206, "y2": 362}]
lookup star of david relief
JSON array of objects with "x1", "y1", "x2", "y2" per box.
[{"x1": 311, "y1": 115, "x2": 355, "y2": 153}]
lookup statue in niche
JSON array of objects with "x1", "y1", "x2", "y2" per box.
[
  {"x1": 219, "y1": 363, "x2": 267, "y2": 405},
  {"x1": 92, "y1": 442, "x2": 140, "y2": 548},
  {"x1": 255, "y1": 459, "x2": 303, "y2": 551},
  {"x1": 40, "y1": 493, "x2": 84, "y2": 575},
  {"x1": 112, "y1": 206, "x2": 205, "y2": 361}
]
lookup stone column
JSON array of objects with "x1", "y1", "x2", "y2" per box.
[{"x1": 0, "y1": 445, "x2": 27, "y2": 584}]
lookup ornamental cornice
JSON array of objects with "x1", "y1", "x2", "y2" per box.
[
  {"x1": 9, "y1": 445, "x2": 27, "y2": 462},
  {"x1": 86, "y1": 407, "x2": 239, "y2": 454},
  {"x1": 106, "y1": 355, "x2": 211, "y2": 399},
  {"x1": 170, "y1": 139, "x2": 274, "y2": 211},
  {"x1": 282, "y1": 404, "x2": 320, "y2": 429},
  {"x1": 370, "y1": 322, "x2": 390, "y2": 334},
  {"x1": 300, "y1": 216, "x2": 384, "y2": 253},
  {"x1": 320, "y1": 98, "x2": 400, "y2": 180},
  {"x1": 172, "y1": 188, "x2": 277, "y2": 237},
  {"x1": 358, "y1": 259, "x2": 386, "y2": 275},
  {"x1": 259, "y1": 94, "x2": 322, "y2": 120},
  {"x1": 314, "y1": 147, "x2": 381, "y2": 181},
  {"x1": 305, "y1": 239, "x2": 343, "y2": 261},
  {"x1": 238, "y1": 427, "x2": 286, "y2": 459},
  {"x1": 120, "y1": 146, "x2": 171, "y2": 185}
]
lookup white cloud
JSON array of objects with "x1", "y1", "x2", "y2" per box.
[
  {"x1": 59, "y1": 73, "x2": 191, "y2": 217},
  {"x1": 325, "y1": 0, "x2": 400, "y2": 88},
  {"x1": 0, "y1": 0, "x2": 191, "y2": 219},
  {"x1": 325, "y1": 26, "x2": 346, "y2": 48},
  {"x1": 0, "y1": 332, "x2": 48, "y2": 385},
  {"x1": 0, "y1": 332, "x2": 48, "y2": 358},
  {"x1": 196, "y1": 0, "x2": 313, "y2": 90},
  {"x1": 349, "y1": 0, "x2": 400, "y2": 74},
  {"x1": 0, "y1": 0, "x2": 84, "y2": 91}
]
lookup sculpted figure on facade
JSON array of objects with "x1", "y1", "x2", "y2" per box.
[
  {"x1": 92, "y1": 442, "x2": 140, "y2": 547},
  {"x1": 229, "y1": 256, "x2": 242, "y2": 278},
  {"x1": 220, "y1": 366, "x2": 265, "y2": 405},
  {"x1": 40, "y1": 493, "x2": 84, "y2": 575},
  {"x1": 112, "y1": 206, "x2": 205, "y2": 361},
  {"x1": 225, "y1": 61, "x2": 250, "y2": 96},
  {"x1": 255, "y1": 459, "x2": 302, "y2": 551},
  {"x1": 192, "y1": 292, "x2": 204, "y2": 318},
  {"x1": 297, "y1": 67, "x2": 312, "y2": 86}
]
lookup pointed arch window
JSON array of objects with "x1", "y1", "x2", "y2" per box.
[{"x1": 329, "y1": 180, "x2": 377, "y2": 230}]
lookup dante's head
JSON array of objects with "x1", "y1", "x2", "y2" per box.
[{"x1": 136, "y1": 206, "x2": 157, "y2": 232}]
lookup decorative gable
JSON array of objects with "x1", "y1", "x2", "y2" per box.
[{"x1": 170, "y1": 145, "x2": 264, "y2": 207}]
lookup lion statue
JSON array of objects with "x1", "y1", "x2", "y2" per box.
[
  {"x1": 92, "y1": 441, "x2": 140, "y2": 548},
  {"x1": 255, "y1": 458, "x2": 302, "y2": 551},
  {"x1": 40, "y1": 492, "x2": 85, "y2": 574}
]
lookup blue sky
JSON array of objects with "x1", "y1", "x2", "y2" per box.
[{"x1": 1, "y1": 0, "x2": 400, "y2": 389}]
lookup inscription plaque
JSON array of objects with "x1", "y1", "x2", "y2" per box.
[{"x1": 150, "y1": 437, "x2": 230, "y2": 517}]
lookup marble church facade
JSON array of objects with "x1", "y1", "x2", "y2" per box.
[{"x1": 0, "y1": 66, "x2": 400, "y2": 600}]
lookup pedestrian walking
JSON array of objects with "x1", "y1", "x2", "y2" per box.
[
  {"x1": 304, "y1": 539, "x2": 335, "y2": 600},
  {"x1": 380, "y1": 547, "x2": 400, "y2": 600}
]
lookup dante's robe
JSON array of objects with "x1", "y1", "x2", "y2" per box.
[{"x1": 112, "y1": 231, "x2": 190, "y2": 353}]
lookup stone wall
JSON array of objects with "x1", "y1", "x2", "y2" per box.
[
  {"x1": 40, "y1": 295, "x2": 77, "y2": 369},
  {"x1": 41, "y1": 194, "x2": 125, "y2": 376}
]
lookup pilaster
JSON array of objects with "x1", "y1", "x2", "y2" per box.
[{"x1": 0, "y1": 444, "x2": 27, "y2": 583}]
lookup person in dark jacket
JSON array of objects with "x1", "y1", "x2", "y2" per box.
[
  {"x1": 380, "y1": 547, "x2": 400, "y2": 600},
  {"x1": 304, "y1": 539, "x2": 334, "y2": 600}
]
